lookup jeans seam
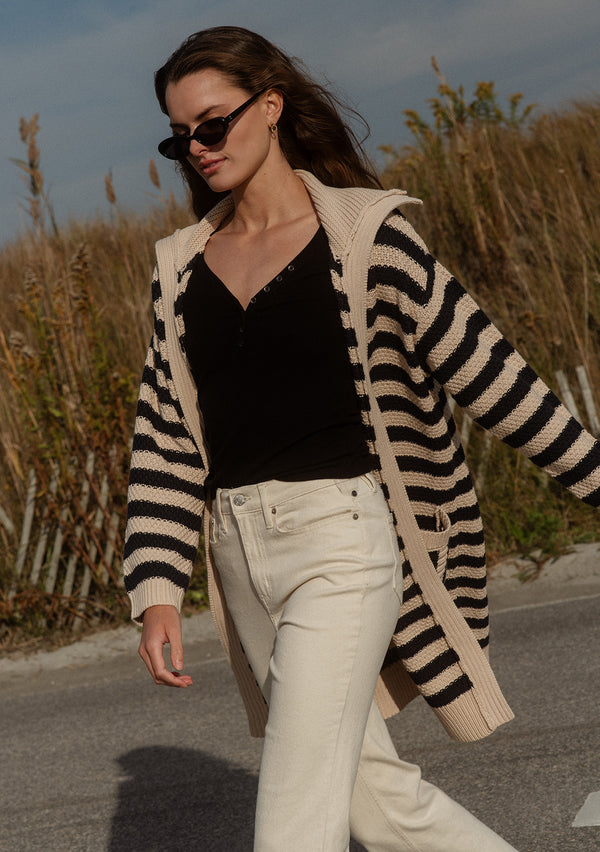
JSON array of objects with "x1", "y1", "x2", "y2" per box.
[{"x1": 322, "y1": 564, "x2": 369, "y2": 851}]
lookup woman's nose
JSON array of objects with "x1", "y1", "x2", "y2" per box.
[{"x1": 188, "y1": 137, "x2": 207, "y2": 157}]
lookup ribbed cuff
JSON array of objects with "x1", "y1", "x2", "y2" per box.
[
  {"x1": 433, "y1": 690, "x2": 514, "y2": 742},
  {"x1": 128, "y1": 578, "x2": 185, "y2": 625}
]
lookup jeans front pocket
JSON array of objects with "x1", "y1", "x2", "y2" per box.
[{"x1": 273, "y1": 481, "x2": 355, "y2": 535}]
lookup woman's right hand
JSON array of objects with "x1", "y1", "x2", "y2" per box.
[{"x1": 138, "y1": 604, "x2": 193, "y2": 687}]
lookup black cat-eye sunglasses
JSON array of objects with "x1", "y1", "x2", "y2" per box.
[{"x1": 158, "y1": 89, "x2": 266, "y2": 160}]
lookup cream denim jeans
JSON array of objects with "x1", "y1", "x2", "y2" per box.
[{"x1": 210, "y1": 474, "x2": 517, "y2": 852}]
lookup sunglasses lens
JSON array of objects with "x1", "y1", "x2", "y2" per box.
[
  {"x1": 193, "y1": 119, "x2": 227, "y2": 146},
  {"x1": 158, "y1": 136, "x2": 189, "y2": 160},
  {"x1": 158, "y1": 117, "x2": 228, "y2": 160}
]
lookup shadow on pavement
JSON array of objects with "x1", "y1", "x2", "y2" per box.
[
  {"x1": 109, "y1": 746, "x2": 258, "y2": 851},
  {"x1": 110, "y1": 745, "x2": 367, "y2": 851}
]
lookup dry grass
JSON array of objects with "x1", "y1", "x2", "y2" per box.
[
  {"x1": 380, "y1": 68, "x2": 600, "y2": 556},
  {"x1": 0, "y1": 138, "x2": 194, "y2": 642},
  {"x1": 2, "y1": 79, "x2": 600, "y2": 641},
  {"x1": 381, "y1": 79, "x2": 600, "y2": 386}
]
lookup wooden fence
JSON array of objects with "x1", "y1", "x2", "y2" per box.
[
  {"x1": 2, "y1": 447, "x2": 125, "y2": 632},
  {"x1": 1, "y1": 365, "x2": 598, "y2": 632}
]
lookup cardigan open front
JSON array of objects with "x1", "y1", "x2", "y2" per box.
[
  {"x1": 180, "y1": 225, "x2": 372, "y2": 491},
  {"x1": 123, "y1": 171, "x2": 600, "y2": 741}
]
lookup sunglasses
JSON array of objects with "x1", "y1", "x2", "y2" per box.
[{"x1": 158, "y1": 89, "x2": 266, "y2": 160}]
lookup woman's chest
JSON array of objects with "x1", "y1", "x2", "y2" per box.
[
  {"x1": 202, "y1": 219, "x2": 321, "y2": 310},
  {"x1": 180, "y1": 228, "x2": 346, "y2": 385}
]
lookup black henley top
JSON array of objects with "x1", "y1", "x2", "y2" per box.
[{"x1": 181, "y1": 226, "x2": 373, "y2": 493}]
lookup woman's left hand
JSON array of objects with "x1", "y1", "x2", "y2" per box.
[{"x1": 138, "y1": 604, "x2": 194, "y2": 688}]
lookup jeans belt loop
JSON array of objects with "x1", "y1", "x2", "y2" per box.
[
  {"x1": 216, "y1": 488, "x2": 228, "y2": 534},
  {"x1": 257, "y1": 481, "x2": 275, "y2": 529}
]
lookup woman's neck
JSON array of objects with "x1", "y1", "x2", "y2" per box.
[{"x1": 227, "y1": 160, "x2": 315, "y2": 235}]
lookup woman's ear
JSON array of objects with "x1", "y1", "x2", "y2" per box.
[{"x1": 264, "y1": 88, "x2": 284, "y2": 126}]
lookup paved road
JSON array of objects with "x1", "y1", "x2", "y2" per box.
[{"x1": 1, "y1": 562, "x2": 599, "y2": 851}]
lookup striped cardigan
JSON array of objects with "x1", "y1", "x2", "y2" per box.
[{"x1": 123, "y1": 170, "x2": 600, "y2": 741}]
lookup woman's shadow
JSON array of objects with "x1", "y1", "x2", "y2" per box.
[
  {"x1": 109, "y1": 745, "x2": 366, "y2": 851},
  {"x1": 109, "y1": 745, "x2": 258, "y2": 851}
]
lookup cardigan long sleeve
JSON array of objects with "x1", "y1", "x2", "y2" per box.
[
  {"x1": 371, "y1": 212, "x2": 600, "y2": 508},
  {"x1": 123, "y1": 269, "x2": 207, "y2": 623}
]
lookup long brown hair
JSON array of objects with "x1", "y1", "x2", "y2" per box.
[{"x1": 155, "y1": 26, "x2": 381, "y2": 219}]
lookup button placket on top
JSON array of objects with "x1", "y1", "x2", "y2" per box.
[{"x1": 239, "y1": 262, "x2": 295, "y2": 347}]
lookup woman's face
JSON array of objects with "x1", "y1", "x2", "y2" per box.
[{"x1": 164, "y1": 68, "x2": 281, "y2": 194}]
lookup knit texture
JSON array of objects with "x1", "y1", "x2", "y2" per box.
[{"x1": 123, "y1": 171, "x2": 600, "y2": 741}]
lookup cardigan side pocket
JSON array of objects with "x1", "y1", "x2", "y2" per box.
[{"x1": 420, "y1": 508, "x2": 452, "y2": 582}]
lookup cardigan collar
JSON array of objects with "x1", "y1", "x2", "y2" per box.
[
  {"x1": 294, "y1": 170, "x2": 419, "y2": 261},
  {"x1": 174, "y1": 170, "x2": 420, "y2": 273}
]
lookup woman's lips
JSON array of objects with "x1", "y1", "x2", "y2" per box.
[{"x1": 198, "y1": 158, "x2": 224, "y2": 176}]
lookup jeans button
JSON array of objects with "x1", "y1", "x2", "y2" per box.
[{"x1": 233, "y1": 494, "x2": 246, "y2": 506}]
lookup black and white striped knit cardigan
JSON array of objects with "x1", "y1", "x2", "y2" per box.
[{"x1": 123, "y1": 170, "x2": 600, "y2": 741}]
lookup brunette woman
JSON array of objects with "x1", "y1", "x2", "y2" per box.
[{"x1": 124, "y1": 26, "x2": 600, "y2": 852}]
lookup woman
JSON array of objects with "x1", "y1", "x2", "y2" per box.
[{"x1": 123, "y1": 26, "x2": 600, "y2": 851}]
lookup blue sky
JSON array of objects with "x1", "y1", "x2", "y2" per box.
[{"x1": 2, "y1": 0, "x2": 600, "y2": 245}]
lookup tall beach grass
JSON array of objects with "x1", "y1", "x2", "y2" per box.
[
  {"x1": 1, "y1": 74, "x2": 599, "y2": 643},
  {"x1": 379, "y1": 69, "x2": 600, "y2": 561}
]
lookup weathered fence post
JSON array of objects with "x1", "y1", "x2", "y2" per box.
[
  {"x1": 575, "y1": 365, "x2": 600, "y2": 436},
  {"x1": 44, "y1": 460, "x2": 77, "y2": 597},
  {"x1": 103, "y1": 511, "x2": 121, "y2": 587},
  {"x1": 8, "y1": 469, "x2": 37, "y2": 600},
  {"x1": 62, "y1": 451, "x2": 96, "y2": 600},
  {"x1": 0, "y1": 503, "x2": 15, "y2": 537},
  {"x1": 73, "y1": 461, "x2": 110, "y2": 632},
  {"x1": 29, "y1": 466, "x2": 59, "y2": 586},
  {"x1": 555, "y1": 369, "x2": 582, "y2": 423}
]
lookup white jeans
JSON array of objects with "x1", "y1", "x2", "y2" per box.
[{"x1": 210, "y1": 474, "x2": 516, "y2": 852}]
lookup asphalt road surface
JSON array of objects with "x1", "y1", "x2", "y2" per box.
[{"x1": 1, "y1": 579, "x2": 599, "y2": 851}]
